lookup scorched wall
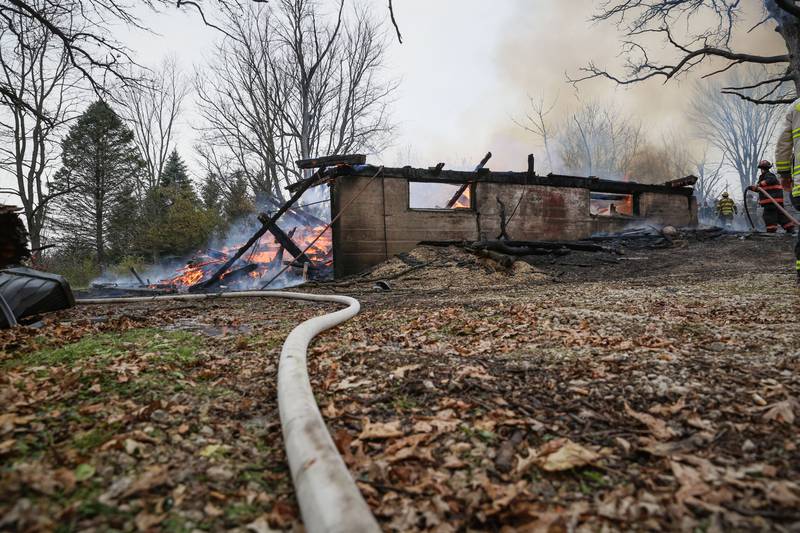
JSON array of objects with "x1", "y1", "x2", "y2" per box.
[{"x1": 331, "y1": 174, "x2": 696, "y2": 277}]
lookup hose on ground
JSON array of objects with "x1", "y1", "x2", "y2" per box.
[{"x1": 76, "y1": 291, "x2": 380, "y2": 533}]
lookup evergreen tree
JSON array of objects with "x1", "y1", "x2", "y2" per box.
[
  {"x1": 107, "y1": 184, "x2": 140, "y2": 260},
  {"x1": 160, "y1": 149, "x2": 192, "y2": 190},
  {"x1": 137, "y1": 185, "x2": 219, "y2": 259},
  {"x1": 51, "y1": 101, "x2": 143, "y2": 264},
  {"x1": 223, "y1": 171, "x2": 254, "y2": 223},
  {"x1": 200, "y1": 172, "x2": 223, "y2": 213}
]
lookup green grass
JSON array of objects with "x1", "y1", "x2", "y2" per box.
[
  {"x1": 72, "y1": 426, "x2": 118, "y2": 452},
  {"x1": 9, "y1": 328, "x2": 203, "y2": 369},
  {"x1": 224, "y1": 502, "x2": 260, "y2": 523}
]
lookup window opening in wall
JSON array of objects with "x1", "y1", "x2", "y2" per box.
[
  {"x1": 590, "y1": 192, "x2": 635, "y2": 217},
  {"x1": 408, "y1": 182, "x2": 473, "y2": 210}
]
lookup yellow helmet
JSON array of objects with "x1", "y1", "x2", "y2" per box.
[{"x1": 722, "y1": 192, "x2": 729, "y2": 198}]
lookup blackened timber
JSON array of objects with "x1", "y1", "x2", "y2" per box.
[
  {"x1": 258, "y1": 214, "x2": 312, "y2": 264},
  {"x1": 130, "y1": 267, "x2": 146, "y2": 287},
  {"x1": 271, "y1": 227, "x2": 297, "y2": 267},
  {"x1": 664, "y1": 175, "x2": 699, "y2": 188},
  {"x1": 446, "y1": 152, "x2": 492, "y2": 208},
  {"x1": 333, "y1": 166, "x2": 695, "y2": 196},
  {"x1": 286, "y1": 171, "x2": 333, "y2": 194},
  {"x1": 296, "y1": 154, "x2": 366, "y2": 170},
  {"x1": 192, "y1": 171, "x2": 320, "y2": 291}
]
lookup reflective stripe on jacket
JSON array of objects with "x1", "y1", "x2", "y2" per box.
[
  {"x1": 756, "y1": 172, "x2": 784, "y2": 206},
  {"x1": 717, "y1": 198, "x2": 736, "y2": 216},
  {"x1": 774, "y1": 99, "x2": 800, "y2": 198}
]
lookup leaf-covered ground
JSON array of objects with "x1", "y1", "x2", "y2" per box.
[{"x1": 2, "y1": 233, "x2": 799, "y2": 531}]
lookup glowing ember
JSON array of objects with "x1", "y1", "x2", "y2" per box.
[{"x1": 158, "y1": 224, "x2": 333, "y2": 290}]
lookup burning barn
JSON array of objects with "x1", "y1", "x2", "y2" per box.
[
  {"x1": 289, "y1": 155, "x2": 698, "y2": 278},
  {"x1": 98, "y1": 154, "x2": 696, "y2": 294}
]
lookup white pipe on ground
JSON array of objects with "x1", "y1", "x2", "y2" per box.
[{"x1": 77, "y1": 291, "x2": 380, "y2": 533}]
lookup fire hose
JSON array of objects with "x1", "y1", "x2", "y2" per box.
[
  {"x1": 76, "y1": 291, "x2": 380, "y2": 533},
  {"x1": 746, "y1": 186, "x2": 800, "y2": 228}
]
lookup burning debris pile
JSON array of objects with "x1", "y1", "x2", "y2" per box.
[{"x1": 91, "y1": 202, "x2": 333, "y2": 296}]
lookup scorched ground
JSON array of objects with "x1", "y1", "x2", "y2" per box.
[{"x1": 0, "y1": 232, "x2": 798, "y2": 531}]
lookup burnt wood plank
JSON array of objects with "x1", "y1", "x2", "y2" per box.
[{"x1": 296, "y1": 154, "x2": 366, "y2": 169}]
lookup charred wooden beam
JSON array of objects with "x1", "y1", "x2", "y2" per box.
[
  {"x1": 262, "y1": 196, "x2": 327, "y2": 227},
  {"x1": 445, "y1": 152, "x2": 492, "y2": 208},
  {"x1": 192, "y1": 171, "x2": 320, "y2": 291},
  {"x1": 296, "y1": 154, "x2": 366, "y2": 170},
  {"x1": 664, "y1": 175, "x2": 699, "y2": 188},
  {"x1": 429, "y1": 162, "x2": 445, "y2": 175},
  {"x1": 271, "y1": 227, "x2": 297, "y2": 267},
  {"x1": 129, "y1": 267, "x2": 146, "y2": 287},
  {"x1": 258, "y1": 214, "x2": 312, "y2": 264},
  {"x1": 335, "y1": 166, "x2": 696, "y2": 196}
]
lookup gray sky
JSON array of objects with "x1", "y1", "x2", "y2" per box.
[{"x1": 0, "y1": 0, "x2": 787, "y2": 204}]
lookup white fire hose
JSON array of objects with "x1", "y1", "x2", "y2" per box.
[{"x1": 77, "y1": 291, "x2": 380, "y2": 533}]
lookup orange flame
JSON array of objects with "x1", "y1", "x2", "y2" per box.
[{"x1": 163, "y1": 224, "x2": 333, "y2": 288}]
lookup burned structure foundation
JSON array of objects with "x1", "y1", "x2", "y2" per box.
[{"x1": 291, "y1": 163, "x2": 698, "y2": 278}]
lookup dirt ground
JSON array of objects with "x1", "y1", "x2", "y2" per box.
[{"x1": 1, "y1": 231, "x2": 799, "y2": 532}]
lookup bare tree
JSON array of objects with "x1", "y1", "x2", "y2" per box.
[
  {"x1": 625, "y1": 132, "x2": 694, "y2": 184},
  {"x1": 0, "y1": 9, "x2": 79, "y2": 250},
  {"x1": 691, "y1": 69, "x2": 785, "y2": 197},
  {"x1": 571, "y1": 1, "x2": 800, "y2": 104},
  {"x1": 116, "y1": 57, "x2": 189, "y2": 196},
  {"x1": 2, "y1": 1, "x2": 402, "y2": 114},
  {"x1": 692, "y1": 148, "x2": 726, "y2": 206},
  {"x1": 558, "y1": 101, "x2": 642, "y2": 178},
  {"x1": 196, "y1": 0, "x2": 396, "y2": 200},
  {"x1": 514, "y1": 93, "x2": 558, "y2": 173}
]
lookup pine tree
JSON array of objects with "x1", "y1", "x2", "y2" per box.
[
  {"x1": 223, "y1": 171, "x2": 254, "y2": 222},
  {"x1": 200, "y1": 172, "x2": 223, "y2": 213},
  {"x1": 160, "y1": 149, "x2": 192, "y2": 190},
  {"x1": 51, "y1": 101, "x2": 143, "y2": 264}
]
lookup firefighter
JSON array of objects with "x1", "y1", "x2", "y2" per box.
[
  {"x1": 716, "y1": 192, "x2": 737, "y2": 228},
  {"x1": 747, "y1": 160, "x2": 795, "y2": 234},
  {"x1": 774, "y1": 100, "x2": 800, "y2": 283}
]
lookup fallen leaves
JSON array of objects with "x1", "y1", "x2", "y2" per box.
[
  {"x1": 516, "y1": 438, "x2": 602, "y2": 473},
  {"x1": 762, "y1": 399, "x2": 797, "y2": 425},
  {"x1": 624, "y1": 402, "x2": 678, "y2": 440},
  {"x1": 537, "y1": 439, "x2": 602, "y2": 472},
  {"x1": 359, "y1": 419, "x2": 404, "y2": 440}
]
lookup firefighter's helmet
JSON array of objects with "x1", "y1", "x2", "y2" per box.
[
  {"x1": 758, "y1": 160, "x2": 773, "y2": 170},
  {"x1": 722, "y1": 192, "x2": 730, "y2": 198}
]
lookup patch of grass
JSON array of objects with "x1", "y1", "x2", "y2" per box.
[
  {"x1": 225, "y1": 502, "x2": 260, "y2": 523},
  {"x1": 73, "y1": 426, "x2": 116, "y2": 452},
  {"x1": 162, "y1": 515, "x2": 192, "y2": 533},
  {"x1": 393, "y1": 395, "x2": 417, "y2": 411},
  {"x1": 10, "y1": 329, "x2": 203, "y2": 369}
]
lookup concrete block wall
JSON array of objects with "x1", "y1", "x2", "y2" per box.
[{"x1": 332, "y1": 176, "x2": 697, "y2": 277}]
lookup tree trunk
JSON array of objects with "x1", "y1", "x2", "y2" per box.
[{"x1": 777, "y1": 17, "x2": 800, "y2": 97}]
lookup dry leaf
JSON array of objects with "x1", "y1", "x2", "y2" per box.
[
  {"x1": 121, "y1": 466, "x2": 168, "y2": 498},
  {"x1": 624, "y1": 402, "x2": 678, "y2": 440},
  {"x1": 359, "y1": 419, "x2": 404, "y2": 440},
  {"x1": 649, "y1": 397, "x2": 686, "y2": 416},
  {"x1": 0, "y1": 439, "x2": 15, "y2": 455},
  {"x1": 204, "y1": 503, "x2": 223, "y2": 517},
  {"x1": 392, "y1": 364, "x2": 421, "y2": 379},
  {"x1": 766, "y1": 481, "x2": 800, "y2": 506},
  {"x1": 246, "y1": 516, "x2": 281, "y2": 533},
  {"x1": 538, "y1": 438, "x2": 600, "y2": 472},
  {"x1": 135, "y1": 511, "x2": 165, "y2": 532},
  {"x1": 763, "y1": 400, "x2": 796, "y2": 425}
]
